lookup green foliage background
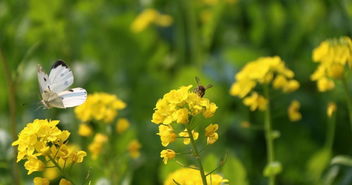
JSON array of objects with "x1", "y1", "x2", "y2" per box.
[{"x1": 1, "y1": 0, "x2": 352, "y2": 184}]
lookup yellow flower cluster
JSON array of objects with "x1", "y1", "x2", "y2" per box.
[
  {"x1": 75, "y1": 92, "x2": 126, "y2": 123},
  {"x1": 288, "y1": 100, "x2": 302, "y2": 122},
  {"x1": 152, "y1": 85, "x2": 217, "y2": 124},
  {"x1": 164, "y1": 168, "x2": 228, "y2": 185},
  {"x1": 12, "y1": 120, "x2": 86, "y2": 175},
  {"x1": 116, "y1": 118, "x2": 130, "y2": 134},
  {"x1": 131, "y1": 8, "x2": 173, "y2": 33},
  {"x1": 88, "y1": 133, "x2": 108, "y2": 159},
  {"x1": 311, "y1": 36, "x2": 352, "y2": 92},
  {"x1": 230, "y1": 56, "x2": 299, "y2": 111},
  {"x1": 152, "y1": 85, "x2": 220, "y2": 164}
]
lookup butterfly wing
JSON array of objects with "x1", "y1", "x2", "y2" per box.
[
  {"x1": 48, "y1": 60, "x2": 74, "y2": 93},
  {"x1": 57, "y1": 88, "x2": 87, "y2": 108},
  {"x1": 37, "y1": 64, "x2": 49, "y2": 93}
]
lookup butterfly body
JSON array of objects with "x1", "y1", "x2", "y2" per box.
[{"x1": 37, "y1": 60, "x2": 87, "y2": 109}]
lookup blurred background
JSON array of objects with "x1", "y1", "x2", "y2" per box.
[{"x1": 1, "y1": 0, "x2": 352, "y2": 184}]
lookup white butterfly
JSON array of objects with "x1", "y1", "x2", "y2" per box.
[{"x1": 37, "y1": 60, "x2": 87, "y2": 109}]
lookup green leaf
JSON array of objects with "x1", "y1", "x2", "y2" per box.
[
  {"x1": 331, "y1": 155, "x2": 352, "y2": 166},
  {"x1": 306, "y1": 148, "x2": 331, "y2": 182},
  {"x1": 221, "y1": 153, "x2": 248, "y2": 185}
]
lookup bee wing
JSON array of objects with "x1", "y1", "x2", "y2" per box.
[
  {"x1": 195, "y1": 76, "x2": 201, "y2": 85},
  {"x1": 57, "y1": 88, "x2": 87, "y2": 108},
  {"x1": 37, "y1": 64, "x2": 49, "y2": 93},
  {"x1": 205, "y1": 84, "x2": 213, "y2": 89},
  {"x1": 48, "y1": 60, "x2": 74, "y2": 93}
]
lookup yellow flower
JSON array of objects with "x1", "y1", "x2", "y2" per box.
[
  {"x1": 311, "y1": 36, "x2": 352, "y2": 91},
  {"x1": 230, "y1": 56, "x2": 299, "y2": 110},
  {"x1": 317, "y1": 78, "x2": 335, "y2": 92},
  {"x1": 157, "y1": 125, "x2": 177, "y2": 147},
  {"x1": 75, "y1": 93, "x2": 126, "y2": 123},
  {"x1": 116, "y1": 118, "x2": 130, "y2": 133},
  {"x1": 205, "y1": 124, "x2": 219, "y2": 144},
  {"x1": 152, "y1": 85, "x2": 217, "y2": 125},
  {"x1": 88, "y1": 133, "x2": 108, "y2": 159},
  {"x1": 59, "y1": 178, "x2": 72, "y2": 185},
  {"x1": 24, "y1": 157, "x2": 45, "y2": 174},
  {"x1": 178, "y1": 129, "x2": 199, "y2": 145},
  {"x1": 131, "y1": 8, "x2": 173, "y2": 33},
  {"x1": 78, "y1": 123, "x2": 93, "y2": 137},
  {"x1": 160, "y1": 149, "x2": 176, "y2": 164},
  {"x1": 164, "y1": 168, "x2": 228, "y2": 185},
  {"x1": 288, "y1": 100, "x2": 302, "y2": 122},
  {"x1": 243, "y1": 92, "x2": 268, "y2": 111},
  {"x1": 43, "y1": 165, "x2": 58, "y2": 180},
  {"x1": 33, "y1": 177, "x2": 49, "y2": 185},
  {"x1": 327, "y1": 102, "x2": 337, "y2": 117},
  {"x1": 128, "y1": 140, "x2": 142, "y2": 159}
]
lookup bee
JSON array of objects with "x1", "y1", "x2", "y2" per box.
[{"x1": 194, "y1": 76, "x2": 213, "y2": 97}]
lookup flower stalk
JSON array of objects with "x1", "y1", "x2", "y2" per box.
[
  {"x1": 264, "y1": 85, "x2": 275, "y2": 185},
  {"x1": 341, "y1": 76, "x2": 352, "y2": 132},
  {"x1": 185, "y1": 123, "x2": 208, "y2": 185}
]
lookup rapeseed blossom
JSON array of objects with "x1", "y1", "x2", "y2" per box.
[
  {"x1": 152, "y1": 85, "x2": 220, "y2": 165},
  {"x1": 327, "y1": 102, "x2": 337, "y2": 117},
  {"x1": 311, "y1": 36, "x2": 352, "y2": 92},
  {"x1": 152, "y1": 85, "x2": 217, "y2": 125},
  {"x1": 78, "y1": 123, "x2": 93, "y2": 137},
  {"x1": 230, "y1": 56, "x2": 299, "y2": 111},
  {"x1": 288, "y1": 100, "x2": 302, "y2": 122},
  {"x1": 88, "y1": 133, "x2": 108, "y2": 159},
  {"x1": 128, "y1": 140, "x2": 141, "y2": 159},
  {"x1": 164, "y1": 168, "x2": 228, "y2": 185},
  {"x1": 12, "y1": 119, "x2": 86, "y2": 175},
  {"x1": 116, "y1": 118, "x2": 130, "y2": 134},
  {"x1": 160, "y1": 149, "x2": 176, "y2": 164},
  {"x1": 12, "y1": 120, "x2": 85, "y2": 185},
  {"x1": 205, "y1": 123, "x2": 219, "y2": 144},
  {"x1": 131, "y1": 8, "x2": 173, "y2": 33},
  {"x1": 75, "y1": 92, "x2": 126, "y2": 123}
]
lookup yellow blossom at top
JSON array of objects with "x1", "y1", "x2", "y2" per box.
[
  {"x1": 327, "y1": 102, "x2": 337, "y2": 117},
  {"x1": 128, "y1": 140, "x2": 142, "y2": 159},
  {"x1": 131, "y1": 8, "x2": 173, "y2": 33},
  {"x1": 152, "y1": 85, "x2": 218, "y2": 125},
  {"x1": 75, "y1": 92, "x2": 126, "y2": 123},
  {"x1": 33, "y1": 177, "x2": 49, "y2": 185},
  {"x1": 288, "y1": 100, "x2": 302, "y2": 122},
  {"x1": 164, "y1": 168, "x2": 228, "y2": 185},
  {"x1": 12, "y1": 119, "x2": 86, "y2": 175},
  {"x1": 205, "y1": 123, "x2": 219, "y2": 144},
  {"x1": 230, "y1": 56, "x2": 299, "y2": 98},
  {"x1": 88, "y1": 133, "x2": 108, "y2": 159},
  {"x1": 311, "y1": 36, "x2": 352, "y2": 92},
  {"x1": 116, "y1": 118, "x2": 130, "y2": 134}
]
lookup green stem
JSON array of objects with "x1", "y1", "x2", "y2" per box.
[
  {"x1": 47, "y1": 155, "x2": 76, "y2": 185},
  {"x1": 185, "y1": 124, "x2": 208, "y2": 185},
  {"x1": 325, "y1": 111, "x2": 336, "y2": 151},
  {"x1": 341, "y1": 76, "x2": 352, "y2": 132},
  {"x1": 263, "y1": 85, "x2": 275, "y2": 185},
  {"x1": 0, "y1": 49, "x2": 20, "y2": 185}
]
